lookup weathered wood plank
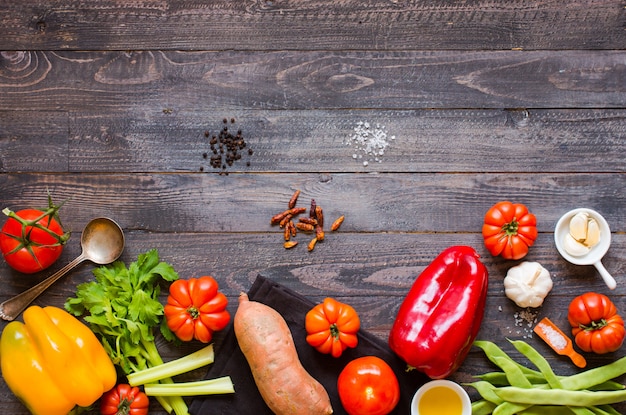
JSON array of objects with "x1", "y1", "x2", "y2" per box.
[
  {"x1": 3, "y1": 232, "x2": 624, "y2": 302},
  {"x1": 1, "y1": 173, "x2": 625, "y2": 233},
  {"x1": 1, "y1": 51, "x2": 625, "y2": 111},
  {"x1": 67, "y1": 108, "x2": 626, "y2": 173},
  {"x1": 1, "y1": 1, "x2": 624, "y2": 51},
  {"x1": 1, "y1": 108, "x2": 623, "y2": 173},
  {"x1": 0, "y1": 111, "x2": 68, "y2": 172}
]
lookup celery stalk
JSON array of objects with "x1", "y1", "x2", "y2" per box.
[
  {"x1": 128, "y1": 344, "x2": 215, "y2": 386},
  {"x1": 144, "y1": 376, "x2": 235, "y2": 396}
]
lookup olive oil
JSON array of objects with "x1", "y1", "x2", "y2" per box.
[{"x1": 418, "y1": 385, "x2": 462, "y2": 415}]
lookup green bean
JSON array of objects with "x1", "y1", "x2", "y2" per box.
[
  {"x1": 568, "y1": 407, "x2": 600, "y2": 415},
  {"x1": 593, "y1": 405, "x2": 622, "y2": 415},
  {"x1": 493, "y1": 356, "x2": 533, "y2": 388},
  {"x1": 471, "y1": 399, "x2": 497, "y2": 415},
  {"x1": 588, "y1": 381, "x2": 625, "y2": 391},
  {"x1": 467, "y1": 381, "x2": 504, "y2": 404},
  {"x1": 473, "y1": 340, "x2": 542, "y2": 377},
  {"x1": 560, "y1": 355, "x2": 626, "y2": 391},
  {"x1": 478, "y1": 371, "x2": 549, "y2": 386},
  {"x1": 492, "y1": 401, "x2": 532, "y2": 415},
  {"x1": 509, "y1": 339, "x2": 562, "y2": 389},
  {"x1": 495, "y1": 387, "x2": 626, "y2": 406},
  {"x1": 478, "y1": 371, "x2": 624, "y2": 390},
  {"x1": 517, "y1": 405, "x2": 578, "y2": 415}
]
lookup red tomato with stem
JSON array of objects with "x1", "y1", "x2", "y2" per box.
[
  {"x1": 1, "y1": 202, "x2": 69, "y2": 274},
  {"x1": 337, "y1": 356, "x2": 400, "y2": 415},
  {"x1": 100, "y1": 383, "x2": 149, "y2": 415},
  {"x1": 164, "y1": 276, "x2": 230, "y2": 343},
  {"x1": 482, "y1": 201, "x2": 537, "y2": 260},
  {"x1": 568, "y1": 292, "x2": 625, "y2": 354}
]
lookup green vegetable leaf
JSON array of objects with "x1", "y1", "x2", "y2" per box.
[
  {"x1": 64, "y1": 249, "x2": 179, "y2": 375},
  {"x1": 129, "y1": 289, "x2": 163, "y2": 326}
]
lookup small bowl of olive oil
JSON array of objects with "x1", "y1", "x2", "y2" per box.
[{"x1": 411, "y1": 379, "x2": 471, "y2": 415}]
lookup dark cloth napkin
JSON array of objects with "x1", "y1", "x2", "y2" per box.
[{"x1": 189, "y1": 274, "x2": 428, "y2": 415}]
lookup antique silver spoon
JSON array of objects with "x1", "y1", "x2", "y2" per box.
[{"x1": 0, "y1": 217, "x2": 125, "y2": 321}]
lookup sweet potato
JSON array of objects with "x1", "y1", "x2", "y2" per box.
[{"x1": 234, "y1": 292, "x2": 333, "y2": 415}]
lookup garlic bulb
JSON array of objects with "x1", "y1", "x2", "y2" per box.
[{"x1": 504, "y1": 262, "x2": 553, "y2": 308}]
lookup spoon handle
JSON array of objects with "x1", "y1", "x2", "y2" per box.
[
  {"x1": 0, "y1": 254, "x2": 86, "y2": 321},
  {"x1": 594, "y1": 261, "x2": 617, "y2": 290}
]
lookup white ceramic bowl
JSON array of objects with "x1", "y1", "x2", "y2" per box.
[
  {"x1": 410, "y1": 379, "x2": 471, "y2": 415},
  {"x1": 554, "y1": 208, "x2": 615, "y2": 289}
]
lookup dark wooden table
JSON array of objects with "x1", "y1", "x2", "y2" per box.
[{"x1": 1, "y1": 1, "x2": 625, "y2": 414}]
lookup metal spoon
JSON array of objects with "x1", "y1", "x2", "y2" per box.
[{"x1": 0, "y1": 217, "x2": 125, "y2": 321}]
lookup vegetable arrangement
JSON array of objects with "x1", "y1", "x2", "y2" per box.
[
  {"x1": 0, "y1": 305, "x2": 116, "y2": 415},
  {"x1": 388, "y1": 245, "x2": 489, "y2": 379},
  {"x1": 234, "y1": 292, "x2": 334, "y2": 415},
  {"x1": 1, "y1": 194, "x2": 70, "y2": 273},
  {"x1": 65, "y1": 249, "x2": 234, "y2": 415},
  {"x1": 470, "y1": 339, "x2": 626, "y2": 415},
  {"x1": 2, "y1": 192, "x2": 624, "y2": 415}
]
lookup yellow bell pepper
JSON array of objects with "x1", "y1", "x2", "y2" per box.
[{"x1": 0, "y1": 305, "x2": 117, "y2": 415}]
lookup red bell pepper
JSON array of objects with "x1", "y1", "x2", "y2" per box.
[{"x1": 388, "y1": 245, "x2": 488, "y2": 379}]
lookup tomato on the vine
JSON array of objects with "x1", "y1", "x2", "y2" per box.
[
  {"x1": 164, "y1": 276, "x2": 230, "y2": 343},
  {"x1": 337, "y1": 356, "x2": 400, "y2": 415},
  {"x1": 100, "y1": 383, "x2": 149, "y2": 415},
  {"x1": 305, "y1": 297, "x2": 360, "y2": 357},
  {"x1": 482, "y1": 201, "x2": 537, "y2": 260},
  {"x1": 1, "y1": 196, "x2": 69, "y2": 274},
  {"x1": 568, "y1": 292, "x2": 625, "y2": 354}
]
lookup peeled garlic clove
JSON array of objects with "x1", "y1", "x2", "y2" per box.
[
  {"x1": 585, "y1": 218, "x2": 601, "y2": 247},
  {"x1": 569, "y1": 212, "x2": 589, "y2": 242},
  {"x1": 563, "y1": 233, "x2": 590, "y2": 256}
]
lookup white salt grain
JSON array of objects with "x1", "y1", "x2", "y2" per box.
[
  {"x1": 346, "y1": 121, "x2": 394, "y2": 166},
  {"x1": 538, "y1": 323, "x2": 567, "y2": 351}
]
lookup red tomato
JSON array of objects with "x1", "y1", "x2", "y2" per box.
[
  {"x1": 337, "y1": 356, "x2": 400, "y2": 415},
  {"x1": 100, "y1": 383, "x2": 149, "y2": 415},
  {"x1": 1, "y1": 207, "x2": 69, "y2": 274},
  {"x1": 482, "y1": 201, "x2": 537, "y2": 260},
  {"x1": 164, "y1": 276, "x2": 230, "y2": 343},
  {"x1": 568, "y1": 292, "x2": 625, "y2": 354}
]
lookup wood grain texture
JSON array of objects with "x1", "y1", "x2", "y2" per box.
[
  {"x1": 2, "y1": 108, "x2": 625, "y2": 173},
  {"x1": 68, "y1": 109, "x2": 626, "y2": 173},
  {"x1": 1, "y1": 0, "x2": 626, "y2": 414},
  {"x1": 1, "y1": 51, "x2": 625, "y2": 111},
  {"x1": 1, "y1": 172, "x2": 625, "y2": 233},
  {"x1": 1, "y1": 0, "x2": 624, "y2": 51}
]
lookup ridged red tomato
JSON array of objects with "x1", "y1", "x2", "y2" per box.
[
  {"x1": 100, "y1": 384, "x2": 149, "y2": 415},
  {"x1": 568, "y1": 292, "x2": 625, "y2": 354},
  {"x1": 164, "y1": 276, "x2": 230, "y2": 343},
  {"x1": 305, "y1": 297, "x2": 360, "y2": 358},
  {"x1": 482, "y1": 201, "x2": 537, "y2": 260}
]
